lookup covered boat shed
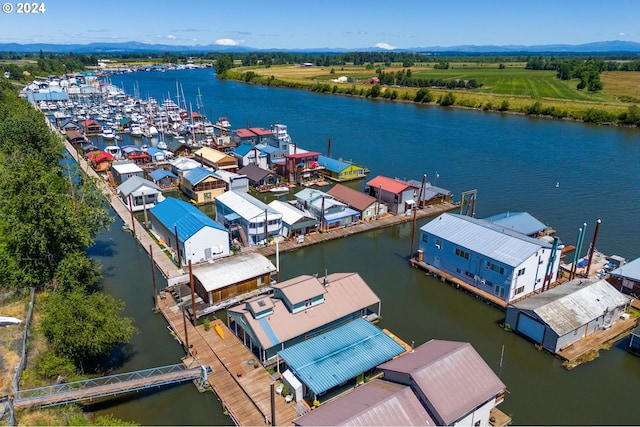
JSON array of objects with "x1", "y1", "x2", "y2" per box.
[{"x1": 277, "y1": 318, "x2": 405, "y2": 402}]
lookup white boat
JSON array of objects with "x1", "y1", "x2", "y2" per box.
[
  {"x1": 102, "y1": 128, "x2": 117, "y2": 140},
  {"x1": 130, "y1": 124, "x2": 143, "y2": 137},
  {"x1": 104, "y1": 145, "x2": 123, "y2": 159},
  {"x1": 0, "y1": 316, "x2": 22, "y2": 327},
  {"x1": 269, "y1": 186, "x2": 290, "y2": 193}
]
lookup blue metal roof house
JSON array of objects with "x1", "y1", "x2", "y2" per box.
[
  {"x1": 294, "y1": 188, "x2": 360, "y2": 231},
  {"x1": 484, "y1": 211, "x2": 549, "y2": 238},
  {"x1": 277, "y1": 318, "x2": 405, "y2": 402},
  {"x1": 149, "y1": 197, "x2": 230, "y2": 266},
  {"x1": 418, "y1": 213, "x2": 562, "y2": 304}
]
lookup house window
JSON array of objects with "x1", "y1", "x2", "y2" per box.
[
  {"x1": 517, "y1": 267, "x2": 526, "y2": 276},
  {"x1": 475, "y1": 421, "x2": 481, "y2": 427},
  {"x1": 422, "y1": 234, "x2": 428, "y2": 243},
  {"x1": 515, "y1": 286, "x2": 525, "y2": 295},
  {"x1": 204, "y1": 192, "x2": 212, "y2": 200},
  {"x1": 455, "y1": 248, "x2": 470, "y2": 259},
  {"x1": 486, "y1": 261, "x2": 505, "y2": 275}
]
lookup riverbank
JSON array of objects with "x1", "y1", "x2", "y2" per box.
[{"x1": 221, "y1": 65, "x2": 639, "y2": 127}]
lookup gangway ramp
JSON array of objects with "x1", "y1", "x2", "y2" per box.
[{"x1": 14, "y1": 364, "x2": 209, "y2": 409}]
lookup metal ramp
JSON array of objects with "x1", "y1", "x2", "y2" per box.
[{"x1": 14, "y1": 364, "x2": 210, "y2": 409}]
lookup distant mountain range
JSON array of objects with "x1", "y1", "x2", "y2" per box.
[{"x1": 2, "y1": 40, "x2": 640, "y2": 54}]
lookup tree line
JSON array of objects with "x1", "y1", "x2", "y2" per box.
[{"x1": 0, "y1": 80, "x2": 136, "y2": 380}]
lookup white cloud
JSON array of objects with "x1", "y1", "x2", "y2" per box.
[
  {"x1": 167, "y1": 34, "x2": 176, "y2": 39},
  {"x1": 375, "y1": 42, "x2": 396, "y2": 50},
  {"x1": 215, "y1": 38, "x2": 241, "y2": 46}
]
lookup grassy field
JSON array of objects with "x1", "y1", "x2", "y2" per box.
[{"x1": 231, "y1": 62, "x2": 639, "y2": 124}]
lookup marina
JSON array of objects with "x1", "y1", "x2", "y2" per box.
[{"x1": 13, "y1": 68, "x2": 640, "y2": 426}]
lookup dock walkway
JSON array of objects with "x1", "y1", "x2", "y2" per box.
[
  {"x1": 157, "y1": 293, "x2": 300, "y2": 426},
  {"x1": 248, "y1": 202, "x2": 458, "y2": 258}
]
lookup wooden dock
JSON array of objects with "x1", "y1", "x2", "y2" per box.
[
  {"x1": 250, "y1": 202, "x2": 459, "y2": 258},
  {"x1": 157, "y1": 292, "x2": 300, "y2": 426},
  {"x1": 410, "y1": 258, "x2": 508, "y2": 310}
]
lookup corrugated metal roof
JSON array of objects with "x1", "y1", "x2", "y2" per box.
[
  {"x1": 149, "y1": 197, "x2": 226, "y2": 241},
  {"x1": 366, "y1": 175, "x2": 412, "y2": 195},
  {"x1": 278, "y1": 318, "x2": 405, "y2": 395},
  {"x1": 420, "y1": 213, "x2": 550, "y2": 267},
  {"x1": 512, "y1": 278, "x2": 631, "y2": 335},
  {"x1": 293, "y1": 379, "x2": 436, "y2": 426},
  {"x1": 326, "y1": 184, "x2": 376, "y2": 212},
  {"x1": 484, "y1": 211, "x2": 547, "y2": 236},
  {"x1": 183, "y1": 166, "x2": 220, "y2": 186},
  {"x1": 228, "y1": 273, "x2": 380, "y2": 350},
  {"x1": 609, "y1": 256, "x2": 640, "y2": 281},
  {"x1": 117, "y1": 176, "x2": 161, "y2": 197},
  {"x1": 192, "y1": 253, "x2": 276, "y2": 293},
  {"x1": 216, "y1": 190, "x2": 281, "y2": 222},
  {"x1": 318, "y1": 155, "x2": 352, "y2": 173},
  {"x1": 379, "y1": 340, "x2": 505, "y2": 425},
  {"x1": 268, "y1": 200, "x2": 316, "y2": 226},
  {"x1": 111, "y1": 162, "x2": 143, "y2": 174},
  {"x1": 194, "y1": 146, "x2": 234, "y2": 163},
  {"x1": 148, "y1": 169, "x2": 177, "y2": 181}
]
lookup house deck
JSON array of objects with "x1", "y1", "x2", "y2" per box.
[
  {"x1": 409, "y1": 259, "x2": 508, "y2": 310},
  {"x1": 556, "y1": 315, "x2": 639, "y2": 367}
]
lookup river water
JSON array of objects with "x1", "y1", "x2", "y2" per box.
[{"x1": 88, "y1": 68, "x2": 640, "y2": 425}]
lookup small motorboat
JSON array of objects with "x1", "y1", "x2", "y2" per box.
[{"x1": 269, "y1": 186, "x2": 290, "y2": 193}]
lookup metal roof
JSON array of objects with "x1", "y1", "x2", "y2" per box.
[
  {"x1": 228, "y1": 273, "x2": 380, "y2": 350},
  {"x1": 268, "y1": 200, "x2": 316, "y2": 226},
  {"x1": 609, "y1": 256, "x2": 640, "y2": 281},
  {"x1": 511, "y1": 278, "x2": 631, "y2": 336},
  {"x1": 420, "y1": 213, "x2": 551, "y2": 267},
  {"x1": 483, "y1": 211, "x2": 547, "y2": 236},
  {"x1": 366, "y1": 176, "x2": 412, "y2": 195},
  {"x1": 111, "y1": 162, "x2": 143, "y2": 174},
  {"x1": 318, "y1": 155, "x2": 359, "y2": 173},
  {"x1": 117, "y1": 176, "x2": 161, "y2": 197},
  {"x1": 293, "y1": 379, "x2": 435, "y2": 426},
  {"x1": 379, "y1": 340, "x2": 505, "y2": 426},
  {"x1": 278, "y1": 318, "x2": 405, "y2": 395},
  {"x1": 148, "y1": 168, "x2": 177, "y2": 181},
  {"x1": 192, "y1": 253, "x2": 276, "y2": 293},
  {"x1": 216, "y1": 190, "x2": 281, "y2": 222},
  {"x1": 326, "y1": 184, "x2": 377, "y2": 212},
  {"x1": 149, "y1": 197, "x2": 226, "y2": 241},
  {"x1": 183, "y1": 166, "x2": 220, "y2": 186}
]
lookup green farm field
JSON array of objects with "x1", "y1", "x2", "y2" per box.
[{"x1": 231, "y1": 62, "x2": 640, "y2": 124}]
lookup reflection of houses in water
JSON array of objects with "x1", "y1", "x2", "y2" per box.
[{"x1": 227, "y1": 272, "x2": 381, "y2": 366}]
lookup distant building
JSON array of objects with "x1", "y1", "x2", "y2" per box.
[
  {"x1": 418, "y1": 213, "x2": 562, "y2": 303},
  {"x1": 193, "y1": 146, "x2": 238, "y2": 172},
  {"x1": 505, "y1": 278, "x2": 631, "y2": 354},
  {"x1": 294, "y1": 188, "x2": 360, "y2": 230},
  {"x1": 268, "y1": 200, "x2": 318, "y2": 238},
  {"x1": 484, "y1": 211, "x2": 550, "y2": 238},
  {"x1": 238, "y1": 163, "x2": 279, "y2": 188},
  {"x1": 179, "y1": 166, "x2": 226, "y2": 205}
]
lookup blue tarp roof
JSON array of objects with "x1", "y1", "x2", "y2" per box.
[
  {"x1": 278, "y1": 318, "x2": 405, "y2": 395},
  {"x1": 149, "y1": 197, "x2": 226, "y2": 241}
]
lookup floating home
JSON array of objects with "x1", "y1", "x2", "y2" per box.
[
  {"x1": 504, "y1": 278, "x2": 632, "y2": 355},
  {"x1": 226, "y1": 272, "x2": 381, "y2": 366},
  {"x1": 295, "y1": 339, "x2": 509, "y2": 427},
  {"x1": 418, "y1": 213, "x2": 562, "y2": 304},
  {"x1": 607, "y1": 256, "x2": 640, "y2": 297}
]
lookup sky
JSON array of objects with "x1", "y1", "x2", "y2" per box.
[{"x1": 0, "y1": 0, "x2": 639, "y2": 49}]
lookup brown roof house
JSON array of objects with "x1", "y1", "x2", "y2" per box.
[
  {"x1": 227, "y1": 272, "x2": 381, "y2": 366},
  {"x1": 327, "y1": 183, "x2": 388, "y2": 221},
  {"x1": 294, "y1": 339, "x2": 509, "y2": 427}
]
